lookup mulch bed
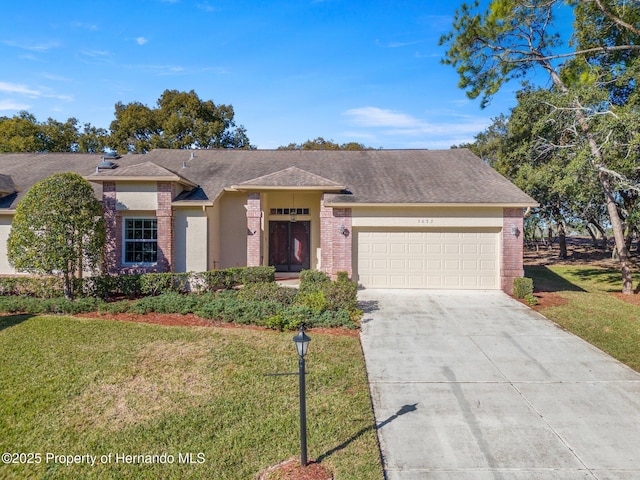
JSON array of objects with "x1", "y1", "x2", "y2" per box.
[{"x1": 255, "y1": 458, "x2": 332, "y2": 480}]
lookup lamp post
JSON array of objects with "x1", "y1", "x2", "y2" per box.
[{"x1": 293, "y1": 326, "x2": 311, "y2": 467}]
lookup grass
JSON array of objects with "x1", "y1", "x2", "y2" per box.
[
  {"x1": 526, "y1": 265, "x2": 640, "y2": 372},
  {"x1": 0, "y1": 315, "x2": 382, "y2": 479}
]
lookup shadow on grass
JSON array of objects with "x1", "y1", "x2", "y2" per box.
[
  {"x1": 565, "y1": 268, "x2": 629, "y2": 293},
  {"x1": 0, "y1": 314, "x2": 35, "y2": 333},
  {"x1": 316, "y1": 403, "x2": 417, "y2": 464},
  {"x1": 525, "y1": 266, "x2": 586, "y2": 293}
]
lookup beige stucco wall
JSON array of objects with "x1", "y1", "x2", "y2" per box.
[
  {"x1": 116, "y1": 182, "x2": 158, "y2": 211},
  {"x1": 174, "y1": 208, "x2": 208, "y2": 272},
  {"x1": 263, "y1": 191, "x2": 321, "y2": 269},
  {"x1": 0, "y1": 215, "x2": 16, "y2": 274},
  {"x1": 208, "y1": 203, "x2": 220, "y2": 270},
  {"x1": 351, "y1": 206, "x2": 504, "y2": 228},
  {"x1": 219, "y1": 192, "x2": 249, "y2": 268}
]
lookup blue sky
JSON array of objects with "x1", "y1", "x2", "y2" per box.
[{"x1": 0, "y1": 0, "x2": 550, "y2": 150}]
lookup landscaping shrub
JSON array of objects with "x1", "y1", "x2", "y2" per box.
[
  {"x1": 201, "y1": 270, "x2": 236, "y2": 291},
  {"x1": 97, "y1": 300, "x2": 131, "y2": 315},
  {"x1": 299, "y1": 269, "x2": 331, "y2": 294},
  {"x1": 297, "y1": 290, "x2": 329, "y2": 313},
  {"x1": 336, "y1": 271, "x2": 350, "y2": 283},
  {"x1": 139, "y1": 273, "x2": 191, "y2": 296},
  {"x1": 513, "y1": 277, "x2": 534, "y2": 299},
  {"x1": 524, "y1": 293, "x2": 538, "y2": 306},
  {"x1": 237, "y1": 282, "x2": 297, "y2": 304},
  {"x1": 241, "y1": 266, "x2": 276, "y2": 284},
  {"x1": 0, "y1": 276, "x2": 64, "y2": 298},
  {"x1": 0, "y1": 296, "x2": 102, "y2": 315},
  {"x1": 129, "y1": 292, "x2": 214, "y2": 315}
]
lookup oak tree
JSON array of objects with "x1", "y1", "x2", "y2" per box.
[{"x1": 440, "y1": 0, "x2": 640, "y2": 293}]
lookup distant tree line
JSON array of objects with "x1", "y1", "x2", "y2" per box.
[
  {"x1": 0, "y1": 90, "x2": 253, "y2": 154},
  {"x1": 0, "y1": 90, "x2": 374, "y2": 154}
]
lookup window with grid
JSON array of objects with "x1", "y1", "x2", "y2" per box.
[{"x1": 124, "y1": 218, "x2": 158, "y2": 263}]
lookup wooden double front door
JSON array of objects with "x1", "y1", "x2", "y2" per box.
[{"x1": 268, "y1": 221, "x2": 310, "y2": 272}]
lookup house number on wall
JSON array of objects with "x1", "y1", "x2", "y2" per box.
[{"x1": 417, "y1": 219, "x2": 434, "y2": 224}]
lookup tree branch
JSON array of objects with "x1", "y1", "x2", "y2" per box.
[{"x1": 587, "y1": 0, "x2": 640, "y2": 36}]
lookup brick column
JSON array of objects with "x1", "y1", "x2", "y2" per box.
[
  {"x1": 320, "y1": 197, "x2": 333, "y2": 275},
  {"x1": 156, "y1": 182, "x2": 174, "y2": 272},
  {"x1": 102, "y1": 182, "x2": 120, "y2": 274},
  {"x1": 320, "y1": 195, "x2": 352, "y2": 279},
  {"x1": 501, "y1": 207, "x2": 524, "y2": 294},
  {"x1": 246, "y1": 193, "x2": 262, "y2": 267}
]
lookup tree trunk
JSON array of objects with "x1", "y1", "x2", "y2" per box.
[
  {"x1": 558, "y1": 222, "x2": 568, "y2": 258},
  {"x1": 589, "y1": 220, "x2": 609, "y2": 251},
  {"x1": 598, "y1": 169, "x2": 633, "y2": 294},
  {"x1": 544, "y1": 65, "x2": 634, "y2": 294},
  {"x1": 586, "y1": 223, "x2": 598, "y2": 247}
]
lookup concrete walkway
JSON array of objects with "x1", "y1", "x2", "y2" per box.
[{"x1": 358, "y1": 290, "x2": 640, "y2": 480}]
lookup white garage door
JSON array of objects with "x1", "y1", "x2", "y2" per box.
[{"x1": 356, "y1": 229, "x2": 500, "y2": 289}]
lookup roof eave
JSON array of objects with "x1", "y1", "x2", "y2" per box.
[
  {"x1": 325, "y1": 201, "x2": 540, "y2": 208},
  {"x1": 86, "y1": 175, "x2": 198, "y2": 189},
  {"x1": 229, "y1": 185, "x2": 346, "y2": 192}
]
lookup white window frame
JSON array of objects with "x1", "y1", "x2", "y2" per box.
[{"x1": 123, "y1": 217, "x2": 158, "y2": 265}]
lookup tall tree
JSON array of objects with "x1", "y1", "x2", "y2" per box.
[
  {"x1": 278, "y1": 137, "x2": 372, "y2": 150},
  {"x1": 0, "y1": 112, "x2": 43, "y2": 152},
  {"x1": 109, "y1": 90, "x2": 253, "y2": 153},
  {"x1": 7, "y1": 173, "x2": 105, "y2": 300},
  {"x1": 440, "y1": 0, "x2": 640, "y2": 294}
]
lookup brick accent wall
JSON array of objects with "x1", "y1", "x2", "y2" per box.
[
  {"x1": 501, "y1": 207, "x2": 525, "y2": 294},
  {"x1": 102, "y1": 181, "x2": 175, "y2": 274},
  {"x1": 156, "y1": 182, "x2": 174, "y2": 272},
  {"x1": 320, "y1": 195, "x2": 352, "y2": 279},
  {"x1": 246, "y1": 193, "x2": 262, "y2": 267},
  {"x1": 102, "y1": 182, "x2": 119, "y2": 274}
]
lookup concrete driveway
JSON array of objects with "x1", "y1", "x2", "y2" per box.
[{"x1": 358, "y1": 289, "x2": 640, "y2": 480}]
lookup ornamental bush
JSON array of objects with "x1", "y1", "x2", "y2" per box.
[{"x1": 513, "y1": 277, "x2": 534, "y2": 299}]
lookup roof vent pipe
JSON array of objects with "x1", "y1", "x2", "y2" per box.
[
  {"x1": 182, "y1": 161, "x2": 187, "y2": 168},
  {"x1": 190, "y1": 152, "x2": 195, "y2": 159}
]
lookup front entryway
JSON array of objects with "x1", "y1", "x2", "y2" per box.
[{"x1": 268, "y1": 221, "x2": 310, "y2": 272}]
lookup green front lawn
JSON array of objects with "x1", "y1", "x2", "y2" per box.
[
  {"x1": 0, "y1": 315, "x2": 382, "y2": 479},
  {"x1": 526, "y1": 265, "x2": 640, "y2": 372}
]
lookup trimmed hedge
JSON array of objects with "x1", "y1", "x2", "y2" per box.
[
  {"x1": 0, "y1": 266, "x2": 276, "y2": 299},
  {"x1": 513, "y1": 277, "x2": 534, "y2": 299},
  {"x1": 0, "y1": 267, "x2": 361, "y2": 331}
]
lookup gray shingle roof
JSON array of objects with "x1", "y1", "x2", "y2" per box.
[
  {"x1": 0, "y1": 149, "x2": 537, "y2": 210},
  {"x1": 233, "y1": 166, "x2": 345, "y2": 189}
]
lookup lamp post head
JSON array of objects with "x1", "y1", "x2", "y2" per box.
[{"x1": 293, "y1": 326, "x2": 311, "y2": 358}]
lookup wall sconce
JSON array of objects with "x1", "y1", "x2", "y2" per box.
[
  {"x1": 511, "y1": 225, "x2": 519, "y2": 236},
  {"x1": 339, "y1": 224, "x2": 349, "y2": 236},
  {"x1": 290, "y1": 210, "x2": 297, "y2": 223}
]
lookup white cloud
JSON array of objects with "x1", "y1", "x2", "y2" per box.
[
  {"x1": 2, "y1": 40, "x2": 61, "y2": 52},
  {"x1": 0, "y1": 99, "x2": 31, "y2": 111},
  {"x1": 343, "y1": 106, "x2": 491, "y2": 148},
  {"x1": 197, "y1": 2, "x2": 215, "y2": 12},
  {"x1": 136, "y1": 36, "x2": 148, "y2": 45},
  {"x1": 0, "y1": 81, "x2": 72, "y2": 102},
  {"x1": 344, "y1": 107, "x2": 424, "y2": 128},
  {"x1": 72, "y1": 22, "x2": 98, "y2": 31},
  {"x1": 0, "y1": 82, "x2": 41, "y2": 96},
  {"x1": 80, "y1": 49, "x2": 110, "y2": 57}
]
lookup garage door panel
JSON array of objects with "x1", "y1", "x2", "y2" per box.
[{"x1": 357, "y1": 229, "x2": 499, "y2": 289}]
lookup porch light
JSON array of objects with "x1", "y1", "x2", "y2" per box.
[
  {"x1": 511, "y1": 225, "x2": 519, "y2": 236},
  {"x1": 290, "y1": 209, "x2": 297, "y2": 222},
  {"x1": 339, "y1": 224, "x2": 349, "y2": 236}
]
